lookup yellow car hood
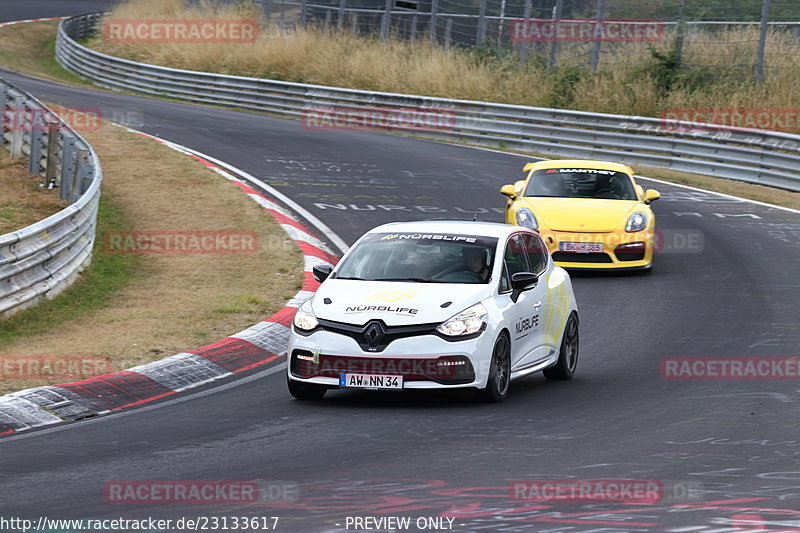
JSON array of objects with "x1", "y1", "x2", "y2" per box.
[{"x1": 523, "y1": 198, "x2": 641, "y2": 232}]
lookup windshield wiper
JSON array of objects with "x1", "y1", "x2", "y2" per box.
[
  {"x1": 334, "y1": 276, "x2": 367, "y2": 280},
  {"x1": 374, "y1": 277, "x2": 437, "y2": 283}
]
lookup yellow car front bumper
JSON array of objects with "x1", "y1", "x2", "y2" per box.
[{"x1": 539, "y1": 230, "x2": 654, "y2": 270}]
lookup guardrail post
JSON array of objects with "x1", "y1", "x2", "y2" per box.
[
  {"x1": 28, "y1": 112, "x2": 44, "y2": 175},
  {"x1": 444, "y1": 17, "x2": 452, "y2": 49},
  {"x1": 755, "y1": 0, "x2": 772, "y2": 83},
  {"x1": 71, "y1": 148, "x2": 89, "y2": 202},
  {"x1": 80, "y1": 14, "x2": 90, "y2": 38},
  {"x1": 410, "y1": 15, "x2": 418, "y2": 43},
  {"x1": 0, "y1": 86, "x2": 9, "y2": 148},
  {"x1": 45, "y1": 121, "x2": 60, "y2": 186},
  {"x1": 429, "y1": 0, "x2": 438, "y2": 43},
  {"x1": 589, "y1": 0, "x2": 606, "y2": 72},
  {"x1": 9, "y1": 97, "x2": 25, "y2": 159},
  {"x1": 477, "y1": 0, "x2": 487, "y2": 44},
  {"x1": 59, "y1": 134, "x2": 76, "y2": 202},
  {"x1": 548, "y1": 0, "x2": 564, "y2": 67},
  {"x1": 77, "y1": 149, "x2": 94, "y2": 196},
  {"x1": 380, "y1": 0, "x2": 392, "y2": 40}
]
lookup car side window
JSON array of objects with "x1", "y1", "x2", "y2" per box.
[
  {"x1": 520, "y1": 233, "x2": 549, "y2": 275},
  {"x1": 499, "y1": 264, "x2": 511, "y2": 293},
  {"x1": 504, "y1": 234, "x2": 531, "y2": 279}
]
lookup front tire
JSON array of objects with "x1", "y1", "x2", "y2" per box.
[
  {"x1": 478, "y1": 333, "x2": 511, "y2": 402},
  {"x1": 287, "y1": 376, "x2": 327, "y2": 400},
  {"x1": 544, "y1": 312, "x2": 579, "y2": 380}
]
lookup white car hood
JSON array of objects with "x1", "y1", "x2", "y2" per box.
[{"x1": 312, "y1": 280, "x2": 490, "y2": 326}]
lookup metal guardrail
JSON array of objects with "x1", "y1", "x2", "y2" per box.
[
  {"x1": 55, "y1": 12, "x2": 800, "y2": 192},
  {"x1": 0, "y1": 77, "x2": 102, "y2": 318}
]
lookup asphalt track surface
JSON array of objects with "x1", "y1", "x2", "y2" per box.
[{"x1": 1, "y1": 3, "x2": 800, "y2": 532}]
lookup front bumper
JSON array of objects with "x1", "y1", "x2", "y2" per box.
[
  {"x1": 288, "y1": 328, "x2": 494, "y2": 389},
  {"x1": 540, "y1": 230, "x2": 654, "y2": 270}
]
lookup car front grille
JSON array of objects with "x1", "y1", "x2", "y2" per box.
[
  {"x1": 290, "y1": 350, "x2": 475, "y2": 385},
  {"x1": 316, "y1": 318, "x2": 439, "y2": 352}
]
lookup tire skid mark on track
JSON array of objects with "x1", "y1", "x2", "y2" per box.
[{"x1": 0, "y1": 128, "x2": 338, "y2": 436}]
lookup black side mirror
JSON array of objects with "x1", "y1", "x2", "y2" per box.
[
  {"x1": 510, "y1": 272, "x2": 538, "y2": 303},
  {"x1": 312, "y1": 264, "x2": 333, "y2": 283}
]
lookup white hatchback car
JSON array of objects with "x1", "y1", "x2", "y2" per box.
[{"x1": 287, "y1": 221, "x2": 579, "y2": 402}]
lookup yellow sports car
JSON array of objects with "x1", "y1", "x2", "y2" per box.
[{"x1": 500, "y1": 160, "x2": 660, "y2": 271}]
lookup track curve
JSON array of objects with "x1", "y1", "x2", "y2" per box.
[{"x1": 2, "y1": 6, "x2": 800, "y2": 532}]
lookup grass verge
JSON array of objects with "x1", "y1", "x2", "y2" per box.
[
  {"x1": 0, "y1": 151, "x2": 66, "y2": 234},
  {"x1": 0, "y1": 20, "x2": 89, "y2": 86},
  {"x1": 89, "y1": 0, "x2": 800, "y2": 127},
  {"x1": 0, "y1": 116, "x2": 303, "y2": 397},
  {"x1": 633, "y1": 166, "x2": 800, "y2": 211}
]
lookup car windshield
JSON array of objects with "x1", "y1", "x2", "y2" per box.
[
  {"x1": 525, "y1": 168, "x2": 637, "y2": 200},
  {"x1": 334, "y1": 232, "x2": 498, "y2": 284}
]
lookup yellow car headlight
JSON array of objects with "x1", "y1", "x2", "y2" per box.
[
  {"x1": 516, "y1": 208, "x2": 538, "y2": 230},
  {"x1": 625, "y1": 211, "x2": 648, "y2": 233}
]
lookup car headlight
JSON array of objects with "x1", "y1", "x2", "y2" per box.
[
  {"x1": 626, "y1": 211, "x2": 648, "y2": 233},
  {"x1": 293, "y1": 299, "x2": 319, "y2": 331},
  {"x1": 516, "y1": 208, "x2": 538, "y2": 230},
  {"x1": 436, "y1": 303, "x2": 488, "y2": 337}
]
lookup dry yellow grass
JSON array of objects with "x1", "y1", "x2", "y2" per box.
[
  {"x1": 89, "y1": 0, "x2": 800, "y2": 129},
  {"x1": 0, "y1": 119, "x2": 303, "y2": 395},
  {"x1": 0, "y1": 152, "x2": 66, "y2": 234},
  {"x1": 90, "y1": 0, "x2": 559, "y2": 107}
]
